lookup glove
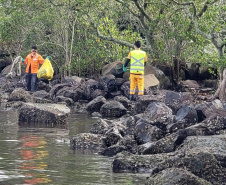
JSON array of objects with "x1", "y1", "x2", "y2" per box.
[
  {"x1": 123, "y1": 65, "x2": 126, "y2": 72},
  {"x1": 47, "y1": 56, "x2": 50, "y2": 60},
  {"x1": 22, "y1": 58, "x2": 25, "y2": 63}
]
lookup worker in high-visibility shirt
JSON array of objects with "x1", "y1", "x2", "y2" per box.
[
  {"x1": 123, "y1": 41, "x2": 147, "y2": 101},
  {"x1": 22, "y1": 46, "x2": 44, "y2": 92}
]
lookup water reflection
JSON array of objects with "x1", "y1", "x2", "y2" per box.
[
  {"x1": 19, "y1": 135, "x2": 51, "y2": 184},
  {"x1": 0, "y1": 106, "x2": 147, "y2": 184}
]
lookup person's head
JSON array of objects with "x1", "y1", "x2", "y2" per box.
[
  {"x1": 31, "y1": 46, "x2": 37, "y2": 54},
  {"x1": 134, "y1": 41, "x2": 141, "y2": 49}
]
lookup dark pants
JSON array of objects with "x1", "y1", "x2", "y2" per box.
[{"x1": 26, "y1": 73, "x2": 38, "y2": 92}]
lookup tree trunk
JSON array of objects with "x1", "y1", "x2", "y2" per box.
[{"x1": 214, "y1": 68, "x2": 226, "y2": 101}]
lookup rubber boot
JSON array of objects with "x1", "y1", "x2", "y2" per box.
[{"x1": 129, "y1": 94, "x2": 134, "y2": 101}]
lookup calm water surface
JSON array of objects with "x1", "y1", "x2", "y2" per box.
[{"x1": 0, "y1": 105, "x2": 147, "y2": 185}]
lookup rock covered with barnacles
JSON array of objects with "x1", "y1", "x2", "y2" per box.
[
  {"x1": 146, "y1": 168, "x2": 212, "y2": 185},
  {"x1": 112, "y1": 135, "x2": 226, "y2": 184},
  {"x1": 18, "y1": 103, "x2": 70, "y2": 127}
]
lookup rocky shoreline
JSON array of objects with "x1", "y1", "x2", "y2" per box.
[{"x1": 0, "y1": 61, "x2": 225, "y2": 184}]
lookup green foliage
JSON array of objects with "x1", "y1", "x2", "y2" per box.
[{"x1": 0, "y1": 0, "x2": 225, "y2": 79}]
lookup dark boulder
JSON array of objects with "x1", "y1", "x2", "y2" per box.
[
  {"x1": 100, "y1": 101, "x2": 127, "y2": 118},
  {"x1": 86, "y1": 96, "x2": 106, "y2": 114},
  {"x1": 55, "y1": 96, "x2": 74, "y2": 106},
  {"x1": 165, "y1": 91, "x2": 192, "y2": 114},
  {"x1": 8, "y1": 88, "x2": 32, "y2": 102},
  {"x1": 89, "y1": 118, "x2": 109, "y2": 135},
  {"x1": 113, "y1": 96, "x2": 130, "y2": 109},
  {"x1": 176, "y1": 105, "x2": 198, "y2": 123},
  {"x1": 146, "y1": 168, "x2": 212, "y2": 185},
  {"x1": 70, "y1": 133, "x2": 102, "y2": 150},
  {"x1": 99, "y1": 74, "x2": 117, "y2": 93},
  {"x1": 18, "y1": 103, "x2": 70, "y2": 127},
  {"x1": 81, "y1": 79, "x2": 102, "y2": 101},
  {"x1": 134, "y1": 119, "x2": 164, "y2": 145},
  {"x1": 33, "y1": 90, "x2": 50, "y2": 99},
  {"x1": 142, "y1": 130, "x2": 187, "y2": 154},
  {"x1": 102, "y1": 60, "x2": 124, "y2": 78}
]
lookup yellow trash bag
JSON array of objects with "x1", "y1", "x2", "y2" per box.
[{"x1": 37, "y1": 58, "x2": 54, "y2": 80}]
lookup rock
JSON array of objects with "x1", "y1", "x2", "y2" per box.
[
  {"x1": 1, "y1": 64, "x2": 12, "y2": 76},
  {"x1": 37, "y1": 80, "x2": 51, "y2": 92},
  {"x1": 118, "y1": 135, "x2": 138, "y2": 154},
  {"x1": 1, "y1": 77, "x2": 25, "y2": 93},
  {"x1": 134, "y1": 95, "x2": 157, "y2": 114},
  {"x1": 134, "y1": 119, "x2": 164, "y2": 144},
  {"x1": 33, "y1": 90, "x2": 50, "y2": 99},
  {"x1": 146, "y1": 168, "x2": 212, "y2": 185},
  {"x1": 63, "y1": 76, "x2": 84, "y2": 85},
  {"x1": 91, "y1": 112, "x2": 102, "y2": 118},
  {"x1": 86, "y1": 96, "x2": 106, "y2": 114},
  {"x1": 142, "y1": 102, "x2": 173, "y2": 125},
  {"x1": 55, "y1": 96, "x2": 74, "y2": 106},
  {"x1": 101, "y1": 127, "x2": 123, "y2": 147},
  {"x1": 0, "y1": 59, "x2": 11, "y2": 73},
  {"x1": 102, "y1": 60, "x2": 124, "y2": 78},
  {"x1": 112, "y1": 151, "x2": 169, "y2": 173},
  {"x1": 56, "y1": 86, "x2": 85, "y2": 102},
  {"x1": 195, "y1": 102, "x2": 226, "y2": 121},
  {"x1": 99, "y1": 74, "x2": 117, "y2": 93},
  {"x1": 184, "y1": 116, "x2": 226, "y2": 136},
  {"x1": 91, "y1": 89, "x2": 105, "y2": 99},
  {"x1": 113, "y1": 135, "x2": 226, "y2": 184},
  {"x1": 81, "y1": 79, "x2": 102, "y2": 100},
  {"x1": 180, "y1": 80, "x2": 200, "y2": 89},
  {"x1": 99, "y1": 144, "x2": 127, "y2": 157},
  {"x1": 142, "y1": 130, "x2": 187, "y2": 154},
  {"x1": 171, "y1": 135, "x2": 226, "y2": 184},
  {"x1": 175, "y1": 105, "x2": 198, "y2": 123},
  {"x1": 123, "y1": 116, "x2": 137, "y2": 135},
  {"x1": 18, "y1": 103, "x2": 70, "y2": 127},
  {"x1": 120, "y1": 81, "x2": 131, "y2": 99},
  {"x1": 49, "y1": 83, "x2": 72, "y2": 100},
  {"x1": 151, "y1": 66, "x2": 171, "y2": 89},
  {"x1": 113, "y1": 96, "x2": 130, "y2": 109},
  {"x1": 165, "y1": 91, "x2": 192, "y2": 114},
  {"x1": 134, "y1": 90, "x2": 167, "y2": 114},
  {"x1": 123, "y1": 64, "x2": 170, "y2": 89},
  {"x1": 100, "y1": 101, "x2": 127, "y2": 118},
  {"x1": 115, "y1": 78, "x2": 126, "y2": 89},
  {"x1": 8, "y1": 88, "x2": 32, "y2": 102},
  {"x1": 70, "y1": 133, "x2": 102, "y2": 150},
  {"x1": 89, "y1": 118, "x2": 109, "y2": 135},
  {"x1": 33, "y1": 97, "x2": 53, "y2": 104}
]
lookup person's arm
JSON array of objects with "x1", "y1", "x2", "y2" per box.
[
  {"x1": 144, "y1": 53, "x2": 148, "y2": 66},
  {"x1": 123, "y1": 52, "x2": 131, "y2": 72},
  {"x1": 23, "y1": 56, "x2": 28, "y2": 65},
  {"x1": 124, "y1": 58, "x2": 130, "y2": 67},
  {"x1": 38, "y1": 55, "x2": 45, "y2": 64}
]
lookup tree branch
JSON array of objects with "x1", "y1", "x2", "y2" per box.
[
  {"x1": 132, "y1": 0, "x2": 153, "y2": 22},
  {"x1": 115, "y1": 0, "x2": 140, "y2": 18},
  {"x1": 168, "y1": 0, "x2": 197, "y2": 17},
  {"x1": 87, "y1": 13, "x2": 151, "y2": 51}
]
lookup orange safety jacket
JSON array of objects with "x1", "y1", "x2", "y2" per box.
[{"x1": 24, "y1": 53, "x2": 44, "y2": 74}]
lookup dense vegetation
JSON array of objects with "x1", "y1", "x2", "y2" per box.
[{"x1": 0, "y1": 0, "x2": 225, "y2": 80}]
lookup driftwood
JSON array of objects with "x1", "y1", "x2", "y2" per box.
[
  {"x1": 6, "y1": 56, "x2": 22, "y2": 78},
  {"x1": 214, "y1": 68, "x2": 226, "y2": 101}
]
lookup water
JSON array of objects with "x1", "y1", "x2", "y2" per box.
[{"x1": 0, "y1": 105, "x2": 147, "y2": 185}]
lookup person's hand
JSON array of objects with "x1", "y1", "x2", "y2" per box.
[{"x1": 123, "y1": 65, "x2": 126, "y2": 72}]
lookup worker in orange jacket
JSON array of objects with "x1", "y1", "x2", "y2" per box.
[
  {"x1": 123, "y1": 41, "x2": 147, "y2": 101},
  {"x1": 22, "y1": 46, "x2": 44, "y2": 92}
]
